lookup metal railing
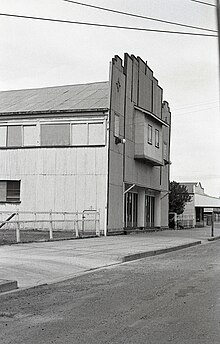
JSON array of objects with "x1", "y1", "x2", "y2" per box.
[{"x1": 0, "y1": 210, "x2": 100, "y2": 243}]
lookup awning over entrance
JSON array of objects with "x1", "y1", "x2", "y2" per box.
[{"x1": 194, "y1": 193, "x2": 220, "y2": 208}]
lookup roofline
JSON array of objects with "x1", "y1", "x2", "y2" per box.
[
  {"x1": 180, "y1": 182, "x2": 198, "y2": 184},
  {"x1": 0, "y1": 107, "x2": 109, "y2": 118},
  {"x1": 0, "y1": 80, "x2": 109, "y2": 93},
  {"x1": 195, "y1": 193, "x2": 220, "y2": 201}
]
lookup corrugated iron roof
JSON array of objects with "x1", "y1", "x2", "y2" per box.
[{"x1": 0, "y1": 81, "x2": 109, "y2": 114}]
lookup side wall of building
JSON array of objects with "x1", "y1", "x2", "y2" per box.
[
  {"x1": 181, "y1": 195, "x2": 196, "y2": 227},
  {"x1": 107, "y1": 56, "x2": 126, "y2": 233}
]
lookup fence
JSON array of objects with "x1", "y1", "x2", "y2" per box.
[
  {"x1": 177, "y1": 214, "x2": 194, "y2": 229},
  {"x1": 0, "y1": 210, "x2": 100, "y2": 244}
]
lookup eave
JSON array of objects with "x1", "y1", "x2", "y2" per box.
[
  {"x1": 134, "y1": 154, "x2": 163, "y2": 166},
  {"x1": 134, "y1": 105, "x2": 169, "y2": 127},
  {"x1": 0, "y1": 108, "x2": 109, "y2": 120}
]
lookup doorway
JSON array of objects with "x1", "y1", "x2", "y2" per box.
[
  {"x1": 145, "y1": 195, "x2": 155, "y2": 228},
  {"x1": 124, "y1": 192, "x2": 138, "y2": 228}
]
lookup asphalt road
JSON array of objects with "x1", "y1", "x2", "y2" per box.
[{"x1": 1, "y1": 241, "x2": 220, "y2": 344}]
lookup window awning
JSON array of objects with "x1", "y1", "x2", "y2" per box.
[{"x1": 134, "y1": 106, "x2": 169, "y2": 127}]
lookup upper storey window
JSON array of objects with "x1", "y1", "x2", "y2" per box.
[
  {"x1": 0, "y1": 120, "x2": 106, "y2": 148},
  {"x1": 155, "y1": 129, "x2": 159, "y2": 148},
  {"x1": 7, "y1": 125, "x2": 22, "y2": 147},
  {"x1": 41, "y1": 124, "x2": 70, "y2": 146},
  {"x1": 148, "y1": 124, "x2": 152, "y2": 144},
  {"x1": 0, "y1": 125, "x2": 38, "y2": 147},
  {"x1": 23, "y1": 126, "x2": 38, "y2": 146},
  {"x1": 71, "y1": 123, "x2": 87, "y2": 145},
  {"x1": 71, "y1": 122, "x2": 105, "y2": 145},
  {"x1": 88, "y1": 122, "x2": 105, "y2": 145}
]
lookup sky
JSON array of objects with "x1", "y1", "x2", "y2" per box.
[{"x1": 0, "y1": 0, "x2": 219, "y2": 196}]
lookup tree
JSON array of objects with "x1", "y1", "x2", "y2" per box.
[{"x1": 169, "y1": 181, "x2": 191, "y2": 215}]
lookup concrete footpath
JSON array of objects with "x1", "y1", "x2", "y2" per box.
[{"x1": 0, "y1": 225, "x2": 220, "y2": 292}]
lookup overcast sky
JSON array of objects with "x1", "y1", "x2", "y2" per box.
[{"x1": 1, "y1": 0, "x2": 219, "y2": 196}]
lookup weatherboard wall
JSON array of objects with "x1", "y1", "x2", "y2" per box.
[{"x1": 0, "y1": 113, "x2": 109, "y2": 234}]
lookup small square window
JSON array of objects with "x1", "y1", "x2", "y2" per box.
[
  {"x1": 0, "y1": 180, "x2": 21, "y2": 203},
  {"x1": 7, "y1": 181, "x2": 20, "y2": 202},
  {"x1": 148, "y1": 125, "x2": 152, "y2": 144},
  {"x1": 155, "y1": 129, "x2": 159, "y2": 148}
]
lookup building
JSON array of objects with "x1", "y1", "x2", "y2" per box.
[
  {"x1": 0, "y1": 53, "x2": 171, "y2": 235},
  {"x1": 179, "y1": 182, "x2": 220, "y2": 227}
]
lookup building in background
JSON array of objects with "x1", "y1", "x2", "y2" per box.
[
  {"x1": 179, "y1": 182, "x2": 220, "y2": 227},
  {"x1": 0, "y1": 53, "x2": 171, "y2": 235}
]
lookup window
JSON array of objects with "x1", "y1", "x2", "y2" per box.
[
  {"x1": 148, "y1": 124, "x2": 152, "y2": 144},
  {"x1": 0, "y1": 126, "x2": 7, "y2": 147},
  {"x1": 0, "y1": 180, "x2": 21, "y2": 203},
  {"x1": 41, "y1": 124, "x2": 70, "y2": 146},
  {"x1": 155, "y1": 129, "x2": 159, "y2": 148},
  {"x1": 71, "y1": 123, "x2": 87, "y2": 145},
  {"x1": 7, "y1": 126, "x2": 22, "y2": 147},
  {"x1": 0, "y1": 125, "x2": 37, "y2": 147},
  {"x1": 114, "y1": 113, "x2": 120, "y2": 137},
  {"x1": 124, "y1": 192, "x2": 138, "y2": 228},
  {"x1": 23, "y1": 125, "x2": 38, "y2": 146},
  {"x1": 145, "y1": 195, "x2": 155, "y2": 228},
  {"x1": 88, "y1": 122, "x2": 105, "y2": 145},
  {"x1": 0, "y1": 121, "x2": 106, "y2": 148},
  {"x1": 71, "y1": 122, "x2": 105, "y2": 146}
]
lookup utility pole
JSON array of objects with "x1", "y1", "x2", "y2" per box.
[
  {"x1": 215, "y1": 0, "x2": 220, "y2": 238},
  {"x1": 211, "y1": 211, "x2": 214, "y2": 237},
  {"x1": 217, "y1": 1, "x2": 220, "y2": 83}
]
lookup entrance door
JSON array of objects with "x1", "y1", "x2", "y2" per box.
[
  {"x1": 145, "y1": 195, "x2": 155, "y2": 228},
  {"x1": 124, "y1": 192, "x2": 138, "y2": 228},
  {"x1": 195, "y1": 207, "x2": 204, "y2": 226}
]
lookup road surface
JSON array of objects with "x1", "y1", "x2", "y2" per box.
[{"x1": 1, "y1": 240, "x2": 220, "y2": 343}]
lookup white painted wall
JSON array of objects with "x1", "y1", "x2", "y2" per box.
[{"x1": 0, "y1": 146, "x2": 108, "y2": 233}]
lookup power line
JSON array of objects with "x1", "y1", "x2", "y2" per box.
[
  {"x1": 190, "y1": 0, "x2": 216, "y2": 7},
  {"x1": 174, "y1": 100, "x2": 219, "y2": 111},
  {"x1": 175, "y1": 105, "x2": 219, "y2": 116},
  {"x1": 63, "y1": 0, "x2": 217, "y2": 33},
  {"x1": 0, "y1": 13, "x2": 217, "y2": 37}
]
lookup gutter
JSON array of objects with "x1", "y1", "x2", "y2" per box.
[{"x1": 0, "y1": 108, "x2": 109, "y2": 119}]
